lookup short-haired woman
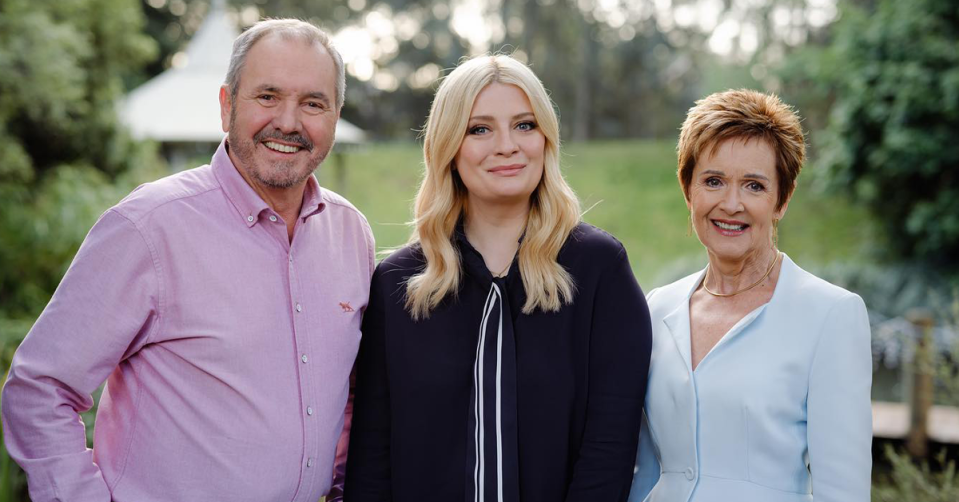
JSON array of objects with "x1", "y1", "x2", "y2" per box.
[
  {"x1": 628, "y1": 89, "x2": 872, "y2": 502},
  {"x1": 345, "y1": 54, "x2": 652, "y2": 502}
]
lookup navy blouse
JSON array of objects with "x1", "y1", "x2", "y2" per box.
[{"x1": 345, "y1": 222, "x2": 652, "y2": 502}]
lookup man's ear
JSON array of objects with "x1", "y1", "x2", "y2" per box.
[{"x1": 219, "y1": 85, "x2": 232, "y2": 133}]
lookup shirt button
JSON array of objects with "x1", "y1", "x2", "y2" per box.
[
  {"x1": 685, "y1": 467, "x2": 695, "y2": 480},
  {"x1": 289, "y1": 256, "x2": 293, "y2": 264},
  {"x1": 295, "y1": 303, "x2": 302, "y2": 312},
  {"x1": 301, "y1": 354, "x2": 308, "y2": 363},
  {"x1": 269, "y1": 215, "x2": 277, "y2": 222},
  {"x1": 307, "y1": 457, "x2": 314, "y2": 468},
  {"x1": 247, "y1": 215, "x2": 255, "y2": 222},
  {"x1": 307, "y1": 406, "x2": 313, "y2": 416}
]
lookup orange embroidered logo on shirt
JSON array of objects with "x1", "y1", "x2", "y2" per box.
[{"x1": 339, "y1": 302, "x2": 355, "y2": 313}]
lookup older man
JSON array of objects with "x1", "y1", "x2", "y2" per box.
[{"x1": 1, "y1": 19, "x2": 372, "y2": 502}]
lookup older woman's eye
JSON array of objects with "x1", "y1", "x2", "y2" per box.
[
  {"x1": 704, "y1": 177, "x2": 722, "y2": 188},
  {"x1": 746, "y1": 181, "x2": 766, "y2": 192}
]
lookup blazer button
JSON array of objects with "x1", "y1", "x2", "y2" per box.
[{"x1": 685, "y1": 467, "x2": 695, "y2": 480}]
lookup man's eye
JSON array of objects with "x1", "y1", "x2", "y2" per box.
[{"x1": 304, "y1": 102, "x2": 325, "y2": 113}]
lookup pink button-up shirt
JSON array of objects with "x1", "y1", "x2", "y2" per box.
[{"x1": 1, "y1": 142, "x2": 374, "y2": 502}]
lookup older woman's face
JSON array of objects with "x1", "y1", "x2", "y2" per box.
[
  {"x1": 454, "y1": 83, "x2": 545, "y2": 207},
  {"x1": 688, "y1": 138, "x2": 787, "y2": 263}
]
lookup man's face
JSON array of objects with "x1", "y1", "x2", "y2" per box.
[{"x1": 219, "y1": 34, "x2": 339, "y2": 190}]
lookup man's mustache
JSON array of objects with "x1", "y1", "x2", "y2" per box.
[{"x1": 254, "y1": 129, "x2": 314, "y2": 152}]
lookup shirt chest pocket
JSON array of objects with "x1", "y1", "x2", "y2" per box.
[{"x1": 298, "y1": 281, "x2": 368, "y2": 358}]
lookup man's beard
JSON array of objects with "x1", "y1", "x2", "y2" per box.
[{"x1": 228, "y1": 108, "x2": 329, "y2": 189}]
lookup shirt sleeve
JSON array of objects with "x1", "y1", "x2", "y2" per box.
[
  {"x1": 344, "y1": 265, "x2": 392, "y2": 501},
  {"x1": 806, "y1": 293, "x2": 873, "y2": 502},
  {"x1": 327, "y1": 368, "x2": 355, "y2": 502},
  {"x1": 566, "y1": 248, "x2": 653, "y2": 502},
  {"x1": 1, "y1": 208, "x2": 160, "y2": 502}
]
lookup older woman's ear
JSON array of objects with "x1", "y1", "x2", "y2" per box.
[{"x1": 775, "y1": 182, "x2": 797, "y2": 220}]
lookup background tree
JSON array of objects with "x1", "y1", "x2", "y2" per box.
[
  {"x1": 0, "y1": 0, "x2": 159, "y2": 322},
  {"x1": 810, "y1": 0, "x2": 959, "y2": 269}
]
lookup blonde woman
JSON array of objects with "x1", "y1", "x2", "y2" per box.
[{"x1": 345, "y1": 54, "x2": 652, "y2": 502}]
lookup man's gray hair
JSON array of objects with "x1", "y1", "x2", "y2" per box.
[{"x1": 225, "y1": 19, "x2": 346, "y2": 110}]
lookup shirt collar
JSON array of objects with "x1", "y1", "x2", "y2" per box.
[
  {"x1": 212, "y1": 139, "x2": 326, "y2": 228},
  {"x1": 298, "y1": 174, "x2": 325, "y2": 220}
]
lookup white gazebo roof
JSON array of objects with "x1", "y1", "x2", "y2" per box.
[{"x1": 119, "y1": 1, "x2": 365, "y2": 145}]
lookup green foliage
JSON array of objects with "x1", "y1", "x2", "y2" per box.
[
  {"x1": 874, "y1": 445, "x2": 959, "y2": 502},
  {"x1": 815, "y1": 0, "x2": 959, "y2": 268},
  {"x1": 0, "y1": 0, "x2": 160, "y2": 319}
]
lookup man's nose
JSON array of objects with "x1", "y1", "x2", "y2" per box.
[{"x1": 272, "y1": 101, "x2": 301, "y2": 133}]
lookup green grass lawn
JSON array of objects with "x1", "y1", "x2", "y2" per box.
[{"x1": 320, "y1": 139, "x2": 879, "y2": 289}]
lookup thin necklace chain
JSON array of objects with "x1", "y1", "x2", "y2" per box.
[
  {"x1": 493, "y1": 259, "x2": 512, "y2": 278},
  {"x1": 703, "y1": 251, "x2": 782, "y2": 297}
]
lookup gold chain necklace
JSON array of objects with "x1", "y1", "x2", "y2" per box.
[
  {"x1": 702, "y1": 251, "x2": 781, "y2": 297},
  {"x1": 493, "y1": 259, "x2": 513, "y2": 278}
]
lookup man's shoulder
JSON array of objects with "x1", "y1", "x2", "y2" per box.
[
  {"x1": 319, "y1": 186, "x2": 371, "y2": 228},
  {"x1": 113, "y1": 164, "x2": 221, "y2": 224}
]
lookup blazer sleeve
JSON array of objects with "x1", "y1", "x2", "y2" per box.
[
  {"x1": 628, "y1": 412, "x2": 660, "y2": 501},
  {"x1": 806, "y1": 293, "x2": 873, "y2": 502},
  {"x1": 344, "y1": 265, "x2": 393, "y2": 501},
  {"x1": 566, "y1": 248, "x2": 653, "y2": 502}
]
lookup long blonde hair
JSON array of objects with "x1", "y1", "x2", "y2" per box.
[{"x1": 405, "y1": 54, "x2": 581, "y2": 320}]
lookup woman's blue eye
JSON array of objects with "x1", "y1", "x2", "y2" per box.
[
  {"x1": 517, "y1": 121, "x2": 537, "y2": 131},
  {"x1": 468, "y1": 126, "x2": 490, "y2": 135}
]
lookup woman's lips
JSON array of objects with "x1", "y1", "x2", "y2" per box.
[
  {"x1": 489, "y1": 164, "x2": 525, "y2": 176},
  {"x1": 712, "y1": 219, "x2": 749, "y2": 236}
]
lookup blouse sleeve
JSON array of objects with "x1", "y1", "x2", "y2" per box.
[
  {"x1": 806, "y1": 293, "x2": 873, "y2": 502},
  {"x1": 344, "y1": 265, "x2": 393, "y2": 501},
  {"x1": 566, "y1": 248, "x2": 653, "y2": 502}
]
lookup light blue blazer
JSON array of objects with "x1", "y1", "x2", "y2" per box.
[{"x1": 629, "y1": 254, "x2": 872, "y2": 502}]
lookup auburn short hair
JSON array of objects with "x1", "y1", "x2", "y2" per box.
[{"x1": 677, "y1": 89, "x2": 805, "y2": 210}]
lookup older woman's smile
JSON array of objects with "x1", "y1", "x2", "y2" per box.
[{"x1": 712, "y1": 219, "x2": 748, "y2": 235}]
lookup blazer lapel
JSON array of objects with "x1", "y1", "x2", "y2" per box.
[
  {"x1": 661, "y1": 270, "x2": 704, "y2": 376},
  {"x1": 663, "y1": 304, "x2": 693, "y2": 375}
]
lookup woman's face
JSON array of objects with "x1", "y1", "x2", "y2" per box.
[
  {"x1": 454, "y1": 82, "x2": 545, "y2": 208},
  {"x1": 687, "y1": 138, "x2": 788, "y2": 263}
]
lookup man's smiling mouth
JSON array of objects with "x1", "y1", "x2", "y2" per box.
[{"x1": 263, "y1": 141, "x2": 301, "y2": 154}]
